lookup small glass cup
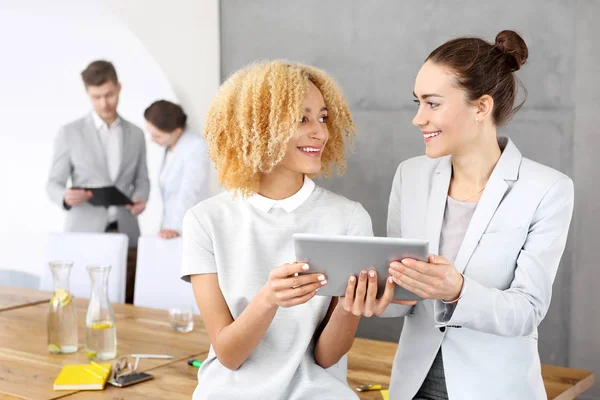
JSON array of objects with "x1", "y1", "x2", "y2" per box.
[{"x1": 168, "y1": 307, "x2": 194, "y2": 333}]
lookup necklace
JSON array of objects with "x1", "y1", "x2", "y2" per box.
[{"x1": 452, "y1": 187, "x2": 485, "y2": 202}]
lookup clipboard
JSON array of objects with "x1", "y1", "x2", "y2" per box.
[{"x1": 73, "y1": 186, "x2": 134, "y2": 207}]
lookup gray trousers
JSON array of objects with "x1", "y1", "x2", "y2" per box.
[{"x1": 413, "y1": 349, "x2": 449, "y2": 400}]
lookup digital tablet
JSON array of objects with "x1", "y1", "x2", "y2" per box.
[{"x1": 293, "y1": 234, "x2": 429, "y2": 301}]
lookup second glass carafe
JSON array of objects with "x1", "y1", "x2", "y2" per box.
[{"x1": 85, "y1": 264, "x2": 117, "y2": 360}]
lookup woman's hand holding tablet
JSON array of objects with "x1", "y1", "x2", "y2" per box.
[
  {"x1": 261, "y1": 263, "x2": 327, "y2": 308},
  {"x1": 337, "y1": 269, "x2": 417, "y2": 317}
]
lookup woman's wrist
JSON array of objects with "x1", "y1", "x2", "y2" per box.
[
  {"x1": 335, "y1": 298, "x2": 359, "y2": 318},
  {"x1": 442, "y1": 274, "x2": 465, "y2": 303},
  {"x1": 257, "y1": 285, "x2": 279, "y2": 310}
]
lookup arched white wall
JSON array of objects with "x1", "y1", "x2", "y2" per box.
[{"x1": 102, "y1": 0, "x2": 220, "y2": 136}]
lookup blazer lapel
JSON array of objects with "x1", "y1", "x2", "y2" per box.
[
  {"x1": 427, "y1": 156, "x2": 452, "y2": 255},
  {"x1": 84, "y1": 114, "x2": 111, "y2": 182},
  {"x1": 453, "y1": 175, "x2": 508, "y2": 274},
  {"x1": 453, "y1": 137, "x2": 522, "y2": 274}
]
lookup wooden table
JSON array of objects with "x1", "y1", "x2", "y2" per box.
[
  {"x1": 56, "y1": 356, "x2": 207, "y2": 400},
  {"x1": 0, "y1": 290, "x2": 594, "y2": 400},
  {"x1": 346, "y1": 338, "x2": 596, "y2": 400},
  {"x1": 0, "y1": 286, "x2": 51, "y2": 312},
  {"x1": 0, "y1": 298, "x2": 208, "y2": 400},
  {"x1": 347, "y1": 338, "x2": 398, "y2": 399},
  {"x1": 542, "y1": 364, "x2": 596, "y2": 400}
]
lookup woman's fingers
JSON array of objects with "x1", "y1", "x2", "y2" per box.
[
  {"x1": 270, "y1": 263, "x2": 310, "y2": 279},
  {"x1": 272, "y1": 273, "x2": 326, "y2": 291},
  {"x1": 389, "y1": 262, "x2": 438, "y2": 286},
  {"x1": 391, "y1": 299, "x2": 418, "y2": 305},
  {"x1": 393, "y1": 275, "x2": 430, "y2": 298},
  {"x1": 342, "y1": 275, "x2": 357, "y2": 311},
  {"x1": 363, "y1": 270, "x2": 379, "y2": 317},
  {"x1": 374, "y1": 276, "x2": 396, "y2": 315},
  {"x1": 351, "y1": 270, "x2": 368, "y2": 316},
  {"x1": 277, "y1": 280, "x2": 325, "y2": 302},
  {"x1": 280, "y1": 285, "x2": 320, "y2": 307}
]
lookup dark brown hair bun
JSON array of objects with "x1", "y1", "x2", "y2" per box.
[{"x1": 495, "y1": 30, "x2": 528, "y2": 72}]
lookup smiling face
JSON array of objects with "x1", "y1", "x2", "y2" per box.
[
  {"x1": 276, "y1": 80, "x2": 329, "y2": 175},
  {"x1": 412, "y1": 61, "x2": 481, "y2": 158}
]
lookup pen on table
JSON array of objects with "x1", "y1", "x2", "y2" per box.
[
  {"x1": 356, "y1": 383, "x2": 382, "y2": 392},
  {"x1": 187, "y1": 359, "x2": 203, "y2": 368},
  {"x1": 130, "y1": 354, "x2": 174, "y2": 359}
]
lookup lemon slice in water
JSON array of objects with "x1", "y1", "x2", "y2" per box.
[
  {"x1": 48, "y1": 344, "x2": 61, "y2": 353},
  {"x1": 91, "y1": 321, "x2": 114, "y2": 330},
  {"x1": 52, "y1": 289, "x2": 72, "y2": 307},
  {"x1": 85, "y1": 350, "x2": 97, "y2": 359}
]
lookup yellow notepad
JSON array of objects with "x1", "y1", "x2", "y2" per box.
[{"x1": 53, "y1": 362, "x2": 112, "y2": 391}]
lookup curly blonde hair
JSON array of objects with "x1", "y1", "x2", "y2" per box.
[{"x1": 204, "y1": 60, "x2": 356, "y2": 197}]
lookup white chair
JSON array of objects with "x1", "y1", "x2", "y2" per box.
[
  {"x1": 40, "y1": 232, "x2": 128, "y2": 303},
  {"x1": 0, "y1": 269, "x2": 40, "y2": 289},
  {"x1": 133, "y1": 236, "x2": 198, "y2": 314}
]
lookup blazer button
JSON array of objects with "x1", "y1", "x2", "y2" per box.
[{"x1": 439, "y1": 326, "x2": 446, "y2": 333}]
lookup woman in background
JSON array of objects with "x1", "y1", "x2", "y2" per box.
[{"x1": 144, "y1": 100, "x2": 211, "y2": 239}]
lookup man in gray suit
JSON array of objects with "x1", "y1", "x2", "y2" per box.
[{"x1": 47, "y1": 60, "x2": 149, "y2": 303}]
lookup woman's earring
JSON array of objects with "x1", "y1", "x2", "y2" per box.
[{"x1": 475, "y1": 117, "x2": 480, "y2": 122}]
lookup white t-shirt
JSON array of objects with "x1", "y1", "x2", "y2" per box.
[{"x1": 181, "y1": 177, "x2": 372, "y2": 400}]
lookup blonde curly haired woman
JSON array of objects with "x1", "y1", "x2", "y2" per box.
[{"x1": 180, "y1": 61, "x2": 398, "y2": 399}]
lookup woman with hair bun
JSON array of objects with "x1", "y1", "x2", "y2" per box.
[{"x1": 383, "y1": 30, "x2": 574, "y2": 399}]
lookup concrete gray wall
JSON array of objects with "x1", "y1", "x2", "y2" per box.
[
  {"x1": 220, "y1": 1, "x2": 599, "y2": 397},
  {"x1": 570, "y1": 1, "x2": 600, "y2": 399}
]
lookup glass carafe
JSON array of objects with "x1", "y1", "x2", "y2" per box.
[
  {"x1": 47, "y1": 261, "x2": 78, "y2": 354},
  {"x1": 85, "y1": 264, "x2": 117, "y2": 360}
]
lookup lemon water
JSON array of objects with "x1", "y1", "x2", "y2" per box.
[
  {"x1": 85, "y1": 321, "x2": 117, "y2": 360},
  {"x1": 47, "y1": 288, "x2": 78, "y2": 354},
  {"x1": 85, "y1": 265, "x2": 117, "y2": 360}
]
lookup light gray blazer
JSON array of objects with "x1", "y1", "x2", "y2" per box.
[
  {"x1": 47, "y1": 113, "x2": 150, "y2": 248},
  {"x1": 159, "y1": 130, "x2": 211, "y2": 233},
  {"x1": 386, "y1": 137, "x2": 574, "y2": 400}
]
